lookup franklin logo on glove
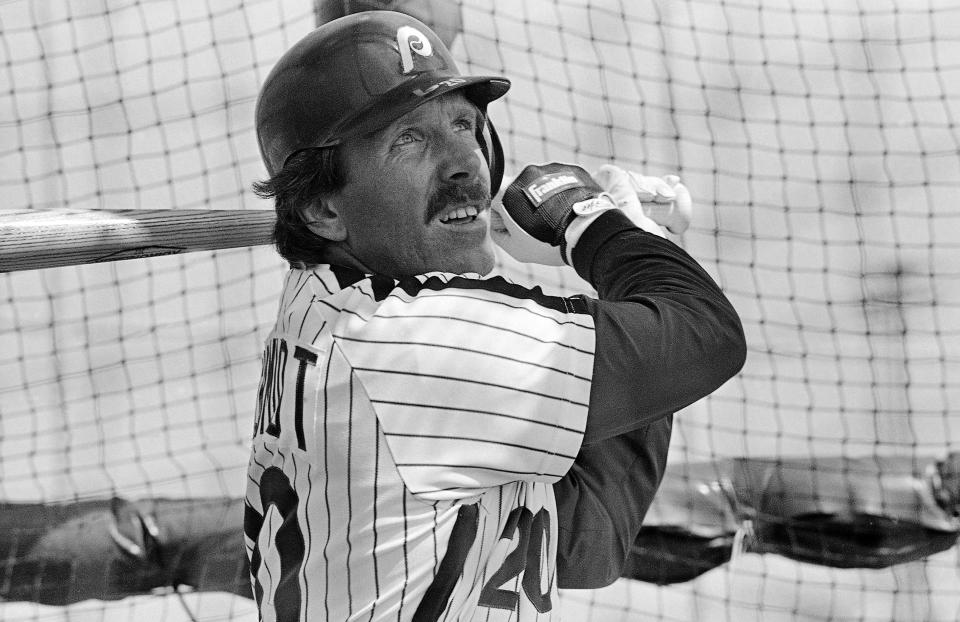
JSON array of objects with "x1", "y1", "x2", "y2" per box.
[{"x1": 524, "y1": 172, "x2": 582, "y2": 206}]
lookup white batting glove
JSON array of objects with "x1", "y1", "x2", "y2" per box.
[
  {"x1": 592, "y1": 164, "x2": 693, "y2": 236},
  {"x1": 489, "y1": 175, "x2": 567, "y2": 266}
]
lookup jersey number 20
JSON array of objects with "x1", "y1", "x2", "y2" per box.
[{"x1": 479, "y1": 506, "x2": 553, "y2": 613}]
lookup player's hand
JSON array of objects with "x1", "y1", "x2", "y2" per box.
[
  {"x1": 593, "y1": 164, "x2": 692, "y2": 236},
  {"x1": 491, "y1": 163, "x2": 608, "y2": 266}
]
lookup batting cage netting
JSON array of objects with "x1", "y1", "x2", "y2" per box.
[{"x1": 2, "y1": 0, "x2": 959, "y2": 620}]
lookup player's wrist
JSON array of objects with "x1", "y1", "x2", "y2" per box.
[{"x1": 562, "y1": 193, "x2": 620, "y2": 265}]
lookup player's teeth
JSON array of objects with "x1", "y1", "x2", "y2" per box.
[{"x1": 440, "y1": 206, "x2": 480, "y2": 223}]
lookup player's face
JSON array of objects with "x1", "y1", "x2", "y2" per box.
[{"x1": 327, "y1": 92, "x2": 496, "y2": 277}]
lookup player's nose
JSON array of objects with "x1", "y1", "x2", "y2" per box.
[{"x1": 436, "y1": 133, "x2": 484, "y2": 185}]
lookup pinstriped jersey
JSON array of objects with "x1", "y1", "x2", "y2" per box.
[{"x1": 244, "y1": 265, "x2": 595, "y2": 621}]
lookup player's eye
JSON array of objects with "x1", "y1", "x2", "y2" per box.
[
  {"x1": 392, "y1": 130, "x2": 420, "y2": 148},
  {"x1": 453, "y1": 115, "x2": 475, "y2": 132}
]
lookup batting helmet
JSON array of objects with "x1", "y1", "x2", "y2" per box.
[{"x1": 255, "y1": 10, "x2": 511, "y2": 193}]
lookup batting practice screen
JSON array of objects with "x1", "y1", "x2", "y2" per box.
[{"x1": 1, "y1": 1, "x2": 959, "y2": 621}]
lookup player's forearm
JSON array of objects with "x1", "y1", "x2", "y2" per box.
[
  {"x1": 554, "y1": 417, "x2": 673, "y2": 588},
  {"x1": 571, "y1": 209, "x2": 746, "y2": 444}
]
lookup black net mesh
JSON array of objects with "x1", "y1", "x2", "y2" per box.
[{"x1": 2, "y1": 1, "x2": 959, "y2": 620}]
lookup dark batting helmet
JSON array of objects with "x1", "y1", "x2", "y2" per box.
[{"x1": 255, "y1": 10, "x2": 511, "y2": 193}]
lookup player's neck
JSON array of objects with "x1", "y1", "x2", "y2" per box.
[{"x1": 320, "y1": 245, "x2": 376, "y2": 276}]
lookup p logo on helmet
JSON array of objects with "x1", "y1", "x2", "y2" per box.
[{"x1": 397, "y1": 26, "x2": 432, "y2": 74}]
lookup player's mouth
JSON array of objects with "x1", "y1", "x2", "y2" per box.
[
  {"x1": 425, "y1": 180, "x2": 491, "y2": 225},
  {"x1": 436, "y1": 203, "x2": 487, "y2": 226}
]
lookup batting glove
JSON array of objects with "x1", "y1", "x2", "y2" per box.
[
  {"x1": 490, "y1": 178, "x2": 565, "y2": 266},
  {"x1": 592, "y1": 164, "x2": 693, "y2": 236},
  {"x1": 491, "y1": 163, "x2": 614, "y2": 266}
]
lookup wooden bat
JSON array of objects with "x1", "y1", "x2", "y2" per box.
[{"x1": 0, "y1": 208, "x2": 276, "y2": 273}]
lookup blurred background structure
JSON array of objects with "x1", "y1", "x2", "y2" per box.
[{"x1": 1, "y1": 0, "x2": 959, "y2": 620}]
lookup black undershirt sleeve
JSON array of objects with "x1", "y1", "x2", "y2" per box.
[
  {"x1": 571, "y1": 209, "x2": 746, "y2": 444},
  {"x1": 553, "y1": 209, "x2": 746, "y2": 589}
]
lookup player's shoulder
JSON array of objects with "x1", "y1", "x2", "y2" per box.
[
  {"x1": 305, "y1": 264, "x2": 521, "y2": 302},
  {"x1": 271, "y1": 265, "x2": 358, "y2": 339},
  {"x1": 291, "y1": 263, "x2": 592, "y2": 322},
  {"x1": 401, "y1": 270, "x2": 594, "y2": 316}
]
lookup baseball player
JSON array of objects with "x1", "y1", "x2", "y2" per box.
[{"x1": 244, "y1": 10, "x2": 745, "y2": 621}]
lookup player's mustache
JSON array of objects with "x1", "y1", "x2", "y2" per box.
[{"x1": 425, "y1": 180, "x2": 491, "y2": 223}]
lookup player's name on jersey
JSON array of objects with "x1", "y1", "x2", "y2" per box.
[{"x1": 252, "y1": 337, "x2": 317, "y2": 451}]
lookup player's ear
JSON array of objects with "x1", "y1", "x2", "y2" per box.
[{"x1": 299, "y1": 198, "x2": 347, "y2": 242}]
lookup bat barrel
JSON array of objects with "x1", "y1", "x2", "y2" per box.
[{"x1": 0, "y1": 209, "x2": 276, "y2": 273}]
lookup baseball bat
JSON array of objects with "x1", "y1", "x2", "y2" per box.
[{"x1": 0, "y1": 208, "x2": 276, "y2": 273}]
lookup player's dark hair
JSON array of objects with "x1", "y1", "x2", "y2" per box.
[{"x1": 252, "y1": 146, "x2": 345, "y2": 267}]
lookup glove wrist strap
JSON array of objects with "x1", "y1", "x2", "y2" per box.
[{"x1": 563, "y1": 194, "x2": 619, "y2": 265}]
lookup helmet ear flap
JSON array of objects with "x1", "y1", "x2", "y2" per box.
[{"x1": 478, "y1": 116, "x2": 505, "y2": 197}]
